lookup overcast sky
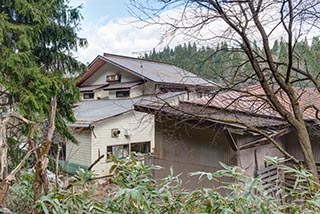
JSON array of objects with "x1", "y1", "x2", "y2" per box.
[
  {"x1": 69, "y1": 1, "x2": 320, "y2": 64},
  {"x1": 69, "y1": 0, "x2": 169, "y2": 64}
]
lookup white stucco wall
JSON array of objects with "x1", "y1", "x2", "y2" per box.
[{"x1": 90, "y1": 111, "x2": 155, "y2": 176}]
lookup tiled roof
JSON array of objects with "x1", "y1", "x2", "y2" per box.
[{"x1": 186, "y1": 85, "x2": 320, "y2": 121}]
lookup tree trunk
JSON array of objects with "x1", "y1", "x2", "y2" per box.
[
  {"x1": 296, "y1": 123, "x2": 319, "y2": 183},
  {"x1": 55, "y1": 143, "x2": 61, "y2": 190},
  {"x1": 0, "y1": 117, "x2": 9, "y2": 210},
  {"x1": 0, "y1": 181, "x2": 10, "y2": 209},
  {"x1": 33, "y1": 157, "x2": 50, "y2": 205},
  {"x1": 33, "y1": 97, "x2": 57, "y2": 213}
]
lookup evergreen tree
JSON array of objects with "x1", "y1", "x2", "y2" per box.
[{"x1": 0, "y1": 0, "x2": 87, "y2": 208}]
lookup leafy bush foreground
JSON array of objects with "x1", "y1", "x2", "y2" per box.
[{"x1": 5, "y1": 156, "x2": 320, "y2": 214}]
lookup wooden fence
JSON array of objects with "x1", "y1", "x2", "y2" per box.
[
  {"x1": 257, "y1": 160, "x2": 320, "y2": 201},
  {"x1": 258, "y1": 162, "x2": 285, "y2": 199}
]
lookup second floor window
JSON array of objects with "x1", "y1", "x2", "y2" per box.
[
  {"x1": 116, "y1": 90, "x2": 130, "y2": 98},
  {"x1": 83, "y1": 92, "x2": 94, "y2": 99}
]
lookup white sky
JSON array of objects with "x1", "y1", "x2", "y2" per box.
[
  {"x1": 69, "y1": 1, "x2": 320, "y2": 64},
  {"x1": 70, "y1": 0, "x2": 171, "y2": 64}
]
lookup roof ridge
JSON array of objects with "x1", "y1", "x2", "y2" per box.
[{"x1": 103, "y1": 52, "x2": 182, "y2": 67}]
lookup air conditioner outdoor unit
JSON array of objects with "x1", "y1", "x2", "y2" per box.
[{"x1": 106, "y1": 74, "x2": 121, "y2": 82}]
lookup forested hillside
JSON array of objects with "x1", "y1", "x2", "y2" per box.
[{"x1": 144, "y1": 38, "x2": 320, "y2": 85}]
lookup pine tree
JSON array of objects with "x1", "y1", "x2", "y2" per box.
[{"x1": 0, "y1": 0, "x2": 87, "y2": 208}]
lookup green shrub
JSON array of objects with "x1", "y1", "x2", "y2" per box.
[
  {"x1": 7, "y1": 170, "x2": 34, "y2": 213},
  {"x1": 6, "y1": 156, "x2": 320, "y2": 214},
  {"x1": 107, "y1": 156, "x2": 320, "y2": 214}
]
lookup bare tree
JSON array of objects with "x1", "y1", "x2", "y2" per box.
[
  {"x1": 33, "y1": 97, "x2": 57, "y2": 213},
  {"x1": 130, "y1": 0, "x2": 320, "y2": 181},
  {"x1": 0, "y1": 97, "x2": 57, "y2": 211},
  {"x1": 0, "y1": 113, "x2": 38, "y2": 208}
]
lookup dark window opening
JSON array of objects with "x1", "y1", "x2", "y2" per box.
[
  {"x1": 106, "y1": 142, "x2": 150, "y2": 162},
  {"x1": 131, "y1": 142, "x2": 150, "y2": 154},
  {"x1": 83, "y1": 92, "x2": 94, "y2": 99},
  {"x1": 106, "y1": 144, "x2": 129, "y2": 161},
  {"x1": 116, "y1": 90, "x2": 130, "y2": 98}
]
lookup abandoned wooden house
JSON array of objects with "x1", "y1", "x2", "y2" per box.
[
  {"x1": 62, "y1": 53, "x2": 216, "y2": 176},
  {"x1": 135, "y1": 84, "x2": 320, "y2": 190}
]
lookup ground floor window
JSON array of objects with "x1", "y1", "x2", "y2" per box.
[
  {"x1": 106, "y1": 141, "x2": 150, "y2": 161},
  {"x1": 131, "y1": 141, "x2": 150, "y2": 153},
  {"x1": 106, "y1": 144, "x2": 129, "y2": 161}
]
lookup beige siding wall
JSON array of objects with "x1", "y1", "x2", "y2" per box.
[
  {"x1": 108, "y1": 90, "x2": 118, "y2": 99},
  {"x1": 94, "y1": 89, "x2": 109, "y2": 99},
  {"x1": 66, "y1": 130, "x2": 92, "y2": 166},
  {"x1": 80, "y1": 89, "x2": 110, "y2": 100},
  {"x1": 90, "y1": 111, "x2": 155, "y2": 176},
  {"x1": 82, "y1": 63, "x2": 141, "y2": 86}
]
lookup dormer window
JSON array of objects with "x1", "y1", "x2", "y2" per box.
[{"x1": 106, "y1": 74, "x2": 121, "y2": 82}]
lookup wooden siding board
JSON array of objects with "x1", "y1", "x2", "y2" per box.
[
  {"x1": 90, "y1": 111, "x2": 155, "y2": 176},
  {"x1": 83, "y1": 63, "x2": 141, "y2": 86},
  {"x1": 66, "y1": 131, "x2": 92, "y2": 166}
]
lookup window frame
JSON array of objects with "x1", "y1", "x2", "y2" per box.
[
  {"x1": 116, "y1": 90, "x2": 130, "y2": 98},
  {"x1": 83, "y1": 92, "x2": 94, "y2": 99}
]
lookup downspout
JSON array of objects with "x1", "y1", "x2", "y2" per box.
[{"x1": 89, "y1": 124, "x2": 97, "y2": 139}]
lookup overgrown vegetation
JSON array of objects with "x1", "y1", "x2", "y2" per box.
[
  {"x1": 4, "y1": 156, "x2": 320, "y2": 213},
  {"x1": 0, "y1": 0, "x2": 87, "y2": 210},
  {"x1": 137, "y1": 0, "x2": 320, "y2": 180}
]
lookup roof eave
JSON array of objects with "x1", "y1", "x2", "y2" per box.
[
  {"x1": 77, "y1": 55, "x2": 107, "y2": 86},
  {"x1": 134, "y1": 104, "x2": 246, "y2": 129},
  {"x1": 71, "y1": 109, "x2": 133, "y2": 128}
]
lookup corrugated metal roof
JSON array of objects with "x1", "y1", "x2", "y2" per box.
[
  {"x1": 71, "y1": 92, "x2": 185, "y2": 127},
  {"x1": 186, "y1": 85, "x2": 320, "y2": 121},
  {"x1": 102, "y1": 53, "x2": 212, "y2": 85},
  {"x1": 103, "y1": 81, "x2": 142, "y2": 90},
  {"x1": 77, "y1": 53, "x2": 217, "y2": 87},
  {"x1": 135, "y1": 102, "x2": 288, "y2": 128}
]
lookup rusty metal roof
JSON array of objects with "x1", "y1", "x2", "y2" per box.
[
  {"x1": 186, "y1": 85, "x2": 320, "y2": 121},
  {"x1": 77, "y1": 53, "x2": 217, "y2": 87},
  {"x1": 135, "y1": 102, "x2": 288, "y2": 128}
]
